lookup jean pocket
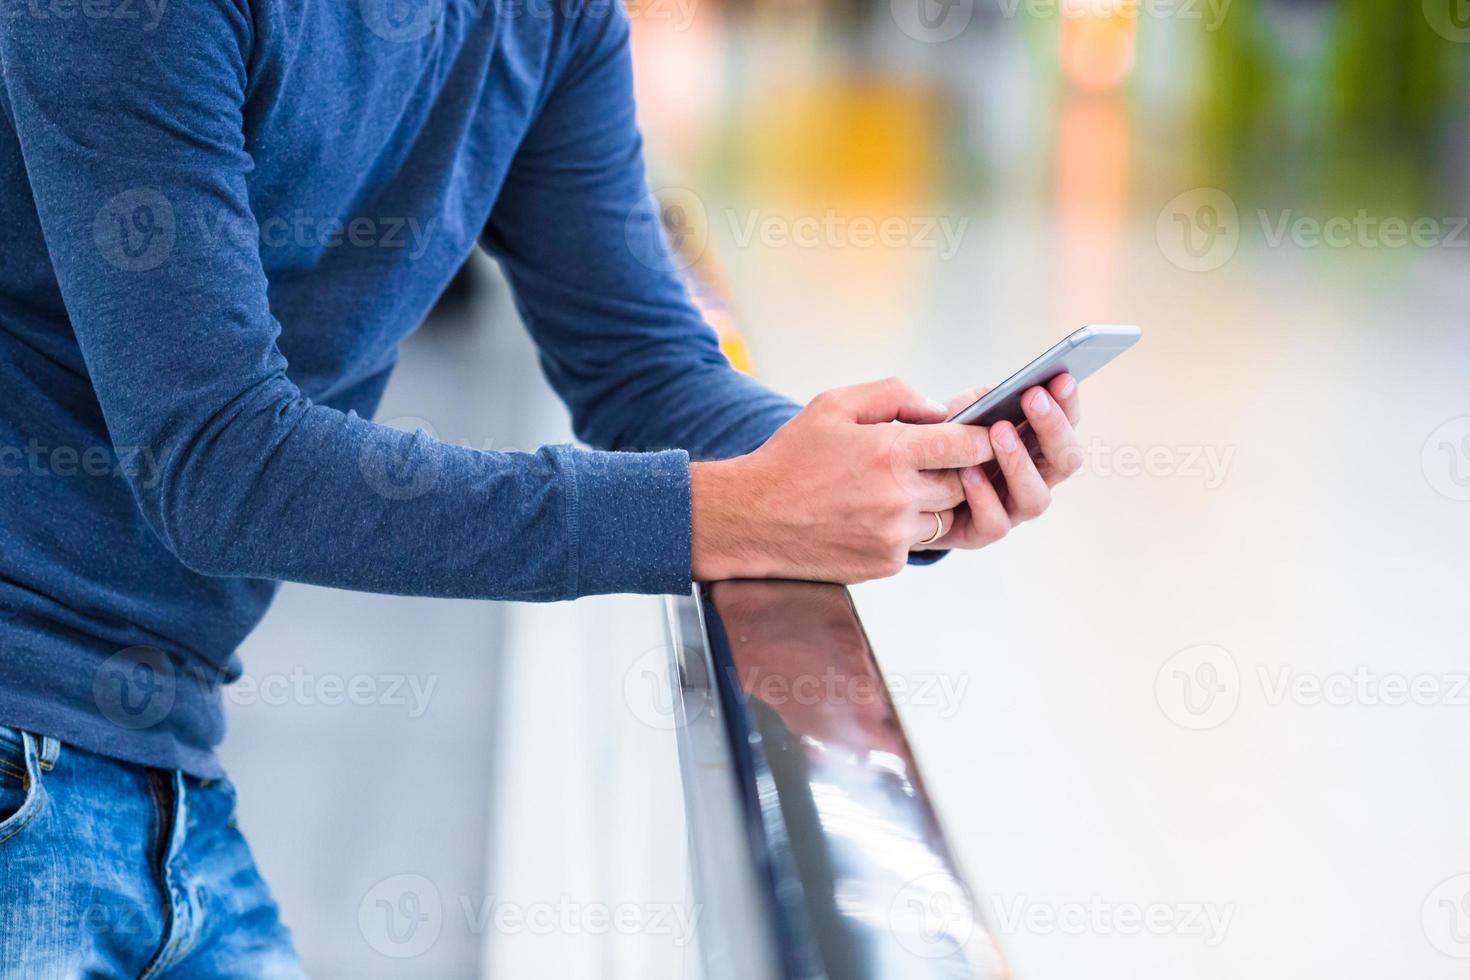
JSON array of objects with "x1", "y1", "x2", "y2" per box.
[{"x1": 0, "y1": 725, "x2": 49, "y2": 846}]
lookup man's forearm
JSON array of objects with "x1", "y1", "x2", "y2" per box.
[{"x1": 155, "y1": 391, "x2": 695, "y2": 600}]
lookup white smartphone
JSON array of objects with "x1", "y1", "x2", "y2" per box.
[{"x1": 946, "y1": 325, "x2": 1142, "y2": 427}]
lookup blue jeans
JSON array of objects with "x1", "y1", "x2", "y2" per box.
[{"x1": 0, "y1": 725, "x2": 307, "y2": 978}]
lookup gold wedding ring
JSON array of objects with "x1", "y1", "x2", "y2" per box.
[{"x1": 918, "y1": 511, "x2": 945, "y2": 546}]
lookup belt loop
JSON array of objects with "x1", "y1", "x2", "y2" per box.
[
  {"x1": 38, "y1": 735, "x2": 61, "y2": 770},
  {"x1": 19, "y1": 731, "x2": 44, "y2": 787}
]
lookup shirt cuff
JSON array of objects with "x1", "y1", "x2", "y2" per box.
[{"x1": 558, "y1": 445, "x2": 693, "y2": 597}]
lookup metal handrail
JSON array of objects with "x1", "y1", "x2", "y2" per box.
[{"x1": 665, "y1": 580, "x2": 1010, "y2": 980}]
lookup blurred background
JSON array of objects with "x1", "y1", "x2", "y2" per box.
[{"x1": 223, "y1": 2, "x2": 1470, "y2": 978}]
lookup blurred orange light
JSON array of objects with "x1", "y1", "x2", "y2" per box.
[{"x1": 1054, "y1": 96, "x2": 1129, "y2": 328}]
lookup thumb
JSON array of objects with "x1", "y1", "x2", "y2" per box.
[{"x1": 817, "y1": 377, "x2": 950, "y2": 425}]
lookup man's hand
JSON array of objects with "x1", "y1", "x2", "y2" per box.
[
  {"x1": 690, "y1": 373, "x2": 1085, "y2": 584},
  {"x1": 691, "y1": 377, "x2": 989, "y2": 582},
  {"x1": 928, "y1": 372, "x2": 1084, "y2": 551}
]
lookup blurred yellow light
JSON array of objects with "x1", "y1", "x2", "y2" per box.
[
  {"x1": 730, "y1": 79, "x2": 942, "y2": 212},
  {"x1": 1059, "y1": 0, "x2": 1138, "y2": 92}
]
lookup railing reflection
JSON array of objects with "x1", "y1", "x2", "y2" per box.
[{"x1": 665, "y1": 580, "x2": 1009, "y2": 980}]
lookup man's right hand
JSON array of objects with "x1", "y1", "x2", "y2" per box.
[{"x1": 690, "y1": 378, "x2": 994, "y2": 583}]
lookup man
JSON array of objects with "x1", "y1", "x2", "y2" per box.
[{"x1": 0, "y1": 0, "x2": 1083, "y2": 972}]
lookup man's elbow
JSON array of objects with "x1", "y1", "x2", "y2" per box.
[
  {"x1": 134, "y1": 434, "x2": 258, "y2": 579},
  {"x1": 165, "y1": 523, "x2": 238, "y2": 578},
  {"x1": 151, "y1": 490, "x2": 243, "y2": 578},
  {"x1": 136, "y1": 381, "x2": 309, "y2": 578}
]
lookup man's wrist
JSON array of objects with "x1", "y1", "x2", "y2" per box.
[{"x1": 691, "y1": 458, "x2": 767, "y2": 582}]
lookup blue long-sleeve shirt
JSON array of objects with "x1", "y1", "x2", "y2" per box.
[{"x1": 0, "y1": 0, "x2": 798, "y2": 775}]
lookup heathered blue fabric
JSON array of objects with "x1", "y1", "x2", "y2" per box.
[{"x1": 0, "y1": 0, "x2": 799, "y2": 776}]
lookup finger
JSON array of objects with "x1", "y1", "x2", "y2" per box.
[
  {"x1": 892, "y1": 422, "x2": 994, "y2": 472},
  {"x1": 1020, "y1": 386, "x2": 1083, "y2": 486},
  {"x1": 902, "y1": 466, "x2": 967, "y2": 511},
  {"x1": 957, "y1": 464, "x2": 1011, "y2": 545},
  {"x1": 910, "y1": 508, "x2": 953, "y2": 550},
  {"x1": 930, "y1": 503, "x2": 973, "y2": 548},
  {"x1": 1047, "y1": 373, "x2": 1081, "y2": 426},
  {"x1": 944, "y1": 385, "x2": 992, "y2": 418},
  {"x1": 816, "y1": 377, "x2": 949, "y2": 424},
  {"x1": 989, "y1": 420, "x2": 1051, "y2": 523}
]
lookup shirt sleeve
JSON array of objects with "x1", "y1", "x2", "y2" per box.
[
  {"x1": 0, "y1": 1, "x2": 694, "y2": 600},
  {"x1": 480, "y1": 0, "x2": 800, "y2": 461}
]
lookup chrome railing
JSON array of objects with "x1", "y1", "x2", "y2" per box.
[{"x1": 664, "y1": 581, "x2": 1009, "y2": 980}]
